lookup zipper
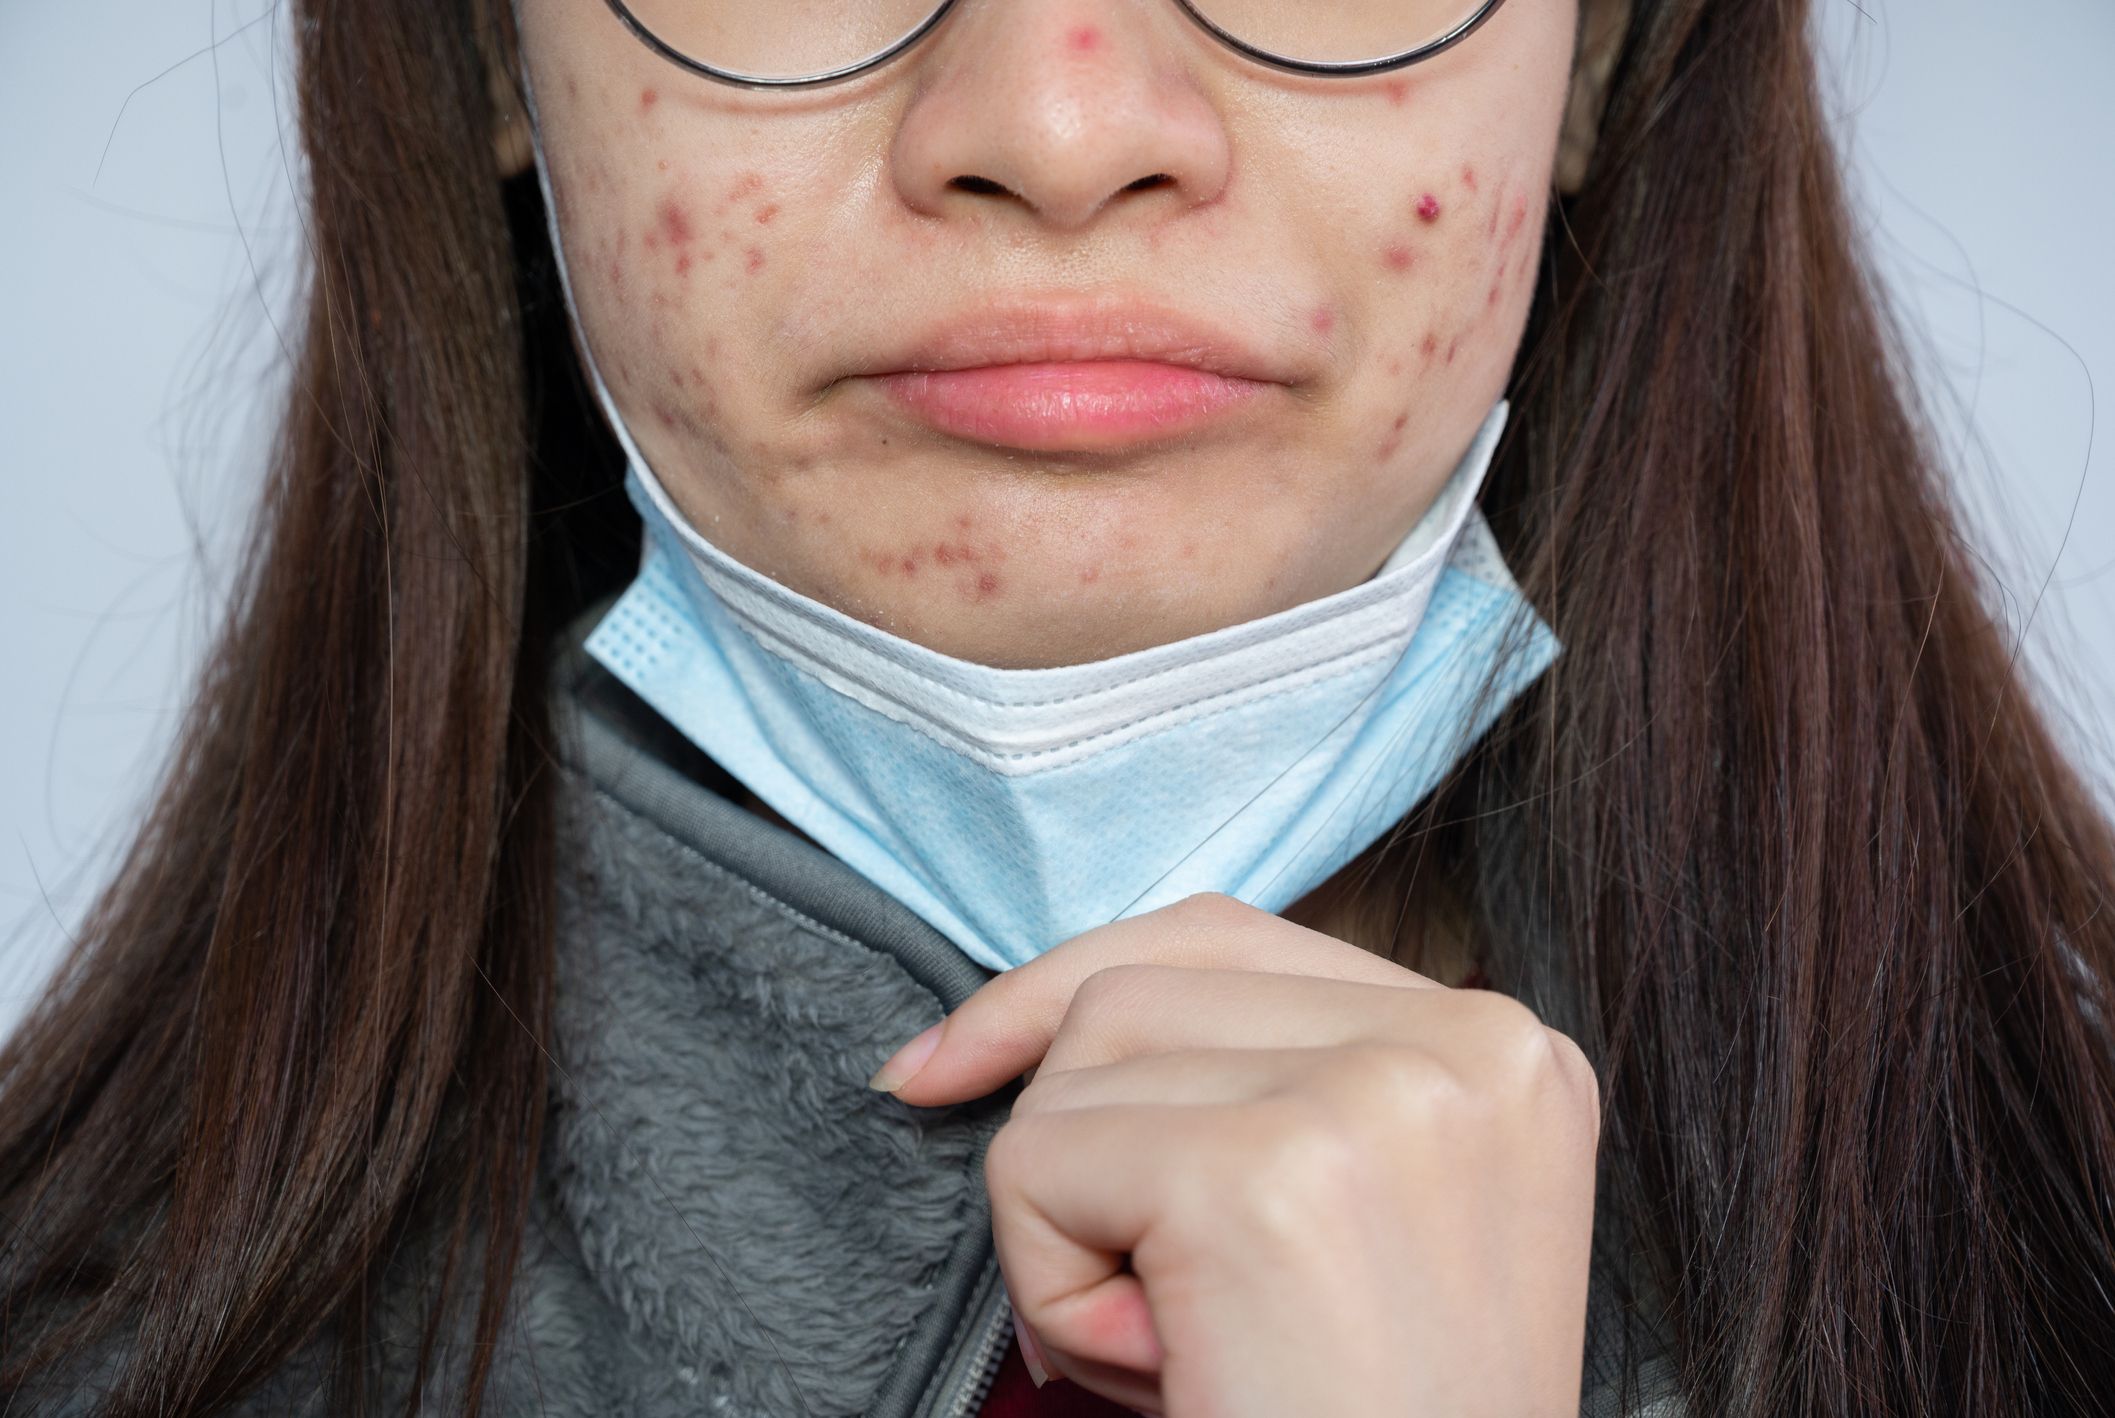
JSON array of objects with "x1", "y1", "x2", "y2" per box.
[{"x1": 924, "y1": 1252, "x2": 1013, "y2": 1418}]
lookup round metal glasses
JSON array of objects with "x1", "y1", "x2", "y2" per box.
[{"x1": 602, "y1": 0, "x2": 1512, "y2": 90}]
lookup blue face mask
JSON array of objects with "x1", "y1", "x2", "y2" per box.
[{"x1": 519, "y1": 64, "x2": 1561, "y2": 973}]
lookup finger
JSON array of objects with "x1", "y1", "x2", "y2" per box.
[
  {"x1": 986, "y1": 1101, "x2": 1241, "y2": 1375},
  {"x1": 1014, "y1": 1045, "x2": 1342, "y2": 1119},
  {"x1": 1033, "y1": 964, "x2": 1455, "y2": 1076},
  {"x1": 881, "y1": 893, "x2": 1440, "y2": 1105}
]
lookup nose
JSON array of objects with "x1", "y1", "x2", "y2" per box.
[{"x1": 889, "y1": 0, "x2": 1235, "y2": 232}]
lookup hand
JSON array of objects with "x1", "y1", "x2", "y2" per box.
[{"x1": 867, "y1": 892, "x2": 1601, "y2": 1418}]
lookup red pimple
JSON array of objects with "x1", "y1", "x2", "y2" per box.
[
  {"x1": 754, "y1": 203, "x2": 779, "y2": 225},
  {"x1": 1392, "y1": 413, "x2": 1409, "y2": 431},
  {"x1": 676, "y1": 253, "x2": 693, "y2": 276},
  {"x1": 1080, "y1": 567, "x2": 1101, "y2": 585},
  {"x1": 1180, "y1": 542, "x2": 1197, "y2": 559},
  {"x1": 1420, "y1": 331, "x2": 1439, "y2": 359},
  {"x1": 1415, "y1": 193, "x2": 1443, "y2": 223},
  {"x1": 1067, "y1": 24, "x2": 1102, "y2": 52},
  {"x1": 657, "y1": 197, "x2": 694, "y2": 246},
  {"x1": 1310, "y1": 306, "x2": 1336, "y2": 335},
  {"x1": 901, "y1": 557, "x2": 919, "y2": 576},
  {"x1": 745, "y1": 247, "x2": 766, "y2": 274},
  {"x1": 1445, "y1": 336, "x2": 1460, "y2": 364},
  {"x1": 640, "y1": 87, "x2": 658, "y2": 111},
  {"x1": 1461, "y1": 164, "x2": 1479, "y2": 192},
  {"x1": 651, "y1": 401, "x2": 678, "y2": 430},
  {"x1": 1487, "y1": 280, "x2": 1500, "y2": 307},
  {"x1": 606, "y1": 256, "x2": 625, "y2": 290},
  {"x1": 1382, "y1": 243, "x2": 1415, "y2": 273},
  {"x1": 974, "y1": 571, "x2": 1001, "y2": 599},
  {"x1": 729, "y1": 171, "x2": 765, "y2": 201},
  {"x1": 1505, "y1": 198, "x2": 1529, "y2": 242},
  {"x1": 1387, "y1": 358, "x2": 1403, "y2": 376},
  {"x1": 954, "y1": 513, "x2": 973, "y2": 531},
  {"x1": 1382, "y1": 79, "x2": 1409, "y2": 107}
]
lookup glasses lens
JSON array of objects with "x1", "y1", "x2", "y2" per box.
[
  {"x1": 618, "y1": 0, "x2": 943, "y2": 81},
  {"x1": 1187, "y1": 0, "x2": 1494, "y2": 65}
]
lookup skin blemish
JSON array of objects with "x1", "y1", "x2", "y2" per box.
[
  {"x1": 745, "y1": 247, "x2": 767, "y2": 274},
  {"x1": 1181, "y1": 542, "x2": 1197, "y2": 559},
  {"x1": 1310, "y1": 306, "x2": 1337, "y2": 336},
  {"x1": 1387, "y1": 358, "x2": 1403, "y2": 376},
  {"x1": 1420, "y1": 332, "x2": 1440, "y2": 361},
  {"x1": 1381, "y1": 79, "x2": 1409, "y2": 107},
  {"x1": 974, "y1": 571, "x2": 1001, "y2": 600},
  {"x1": 1067, "y1": 24, "x2": 1103, "y2": 52},
  {"x1": 955, "y1": 513, "x2": 974, "y2": 531},
  {"x1": 1382, "y1": 243, "x2": 1415, "y2": 273},
  {"x1": 727, "y1": 171, "x2": 766, "y2": 206},
  {"x1": 606, "y1": 256, "x2": 625, "y2": 291},
  {"x1": 1505, "y1": 198, "x2": 1529, "y2": 243},
  {"x1": 1462, "y1": 164, "x2": 1479, "y2": 192},
  {"x1": 754, "y1": 203, "x2": 780, "y2": 225},
  {"x1": 656, "y1": 197, "x2": 695, "y2": 247},
  {"x1": 676, "y1": 254, "x2": 693, "y2": 276},
  {"x1": 1080, "y1": 567, "x2": 1101, "y2": 585},
  {"x1": 1445, "y1": 336, "x2": 1461, "y2": 364},
  {"x1": 640, "y1": 87, "x2": 658, "y2": 111},
  {"x1": 1487, "y1": 279, "x2": 1501, "y2": 308},
  {"x1": 1415, "y1": 193, "x2": 1443, "y2": 224},
  {"x1": 932, "y1": 542, "x2": 980, "y2": 567}
]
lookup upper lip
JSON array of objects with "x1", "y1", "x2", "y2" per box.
[{"x1": 856, "y1": 294, "x2": 1300, "y2": 384}]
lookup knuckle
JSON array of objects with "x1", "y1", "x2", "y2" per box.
[
  {"x1": 982, "y1": 1113, "x2": 1038, "y2": 1199},
  {"x1": 1169, "y1": 890, "x2": 1257, "y2": 929},
  {"x1": 1228, "y1": 1096, "x2": 1367, "y2": 1232},
  {"x1": 1541, "y1": 1027, "x2": 1603, "y2": 1134},
  {"x1": 1071, "y1": 961, "x2": 1162, "y2": 1015},
  {"x1": 1457, "y1": 990, "x2": 1565, "y2": 1086}
]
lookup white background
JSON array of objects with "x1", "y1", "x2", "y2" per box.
[{"x1": 4, "y1": 0, "x2": 2112, "y2": 1041}]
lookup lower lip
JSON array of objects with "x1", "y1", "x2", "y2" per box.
[{"x1": 871, "y1": 360, "x2": 1270, "y2": 452}]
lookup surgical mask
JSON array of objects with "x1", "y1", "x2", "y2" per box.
[{"x1": 517, "y1": 59, "x2": 1562, "y2": 973}]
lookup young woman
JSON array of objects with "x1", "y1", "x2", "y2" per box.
[{"x1": 5, "y1": 0, "x2": 2112, "y2": 1413}]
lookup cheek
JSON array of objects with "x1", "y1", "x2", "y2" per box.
[{"x1": 1364, "y1": 162, "x2": 1544, "y2": 375}]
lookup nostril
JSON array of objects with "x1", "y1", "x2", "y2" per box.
[
  {"x1": 1125, "y1": 174, "x2": 1173, "y2": 192},
  {"x1": 950, "y1": 175, "x2": 1009, "y2": 195}
]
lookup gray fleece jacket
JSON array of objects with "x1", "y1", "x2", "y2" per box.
[{"x1": 37, "y1": 599, "x2": 1683, "y2": 1417}]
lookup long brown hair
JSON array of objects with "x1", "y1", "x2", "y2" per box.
[{"x1": 5, "y1": 0, "x2": 2112, "y2": 1413}]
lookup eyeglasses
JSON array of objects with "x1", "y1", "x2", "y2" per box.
[{"x1": 603, "y1": 0, "x2": 1511, "y2": 89}]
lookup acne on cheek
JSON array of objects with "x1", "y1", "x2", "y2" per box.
[{"x1": 1374, "y1": 169, "x2": 1540, "y2": 377}]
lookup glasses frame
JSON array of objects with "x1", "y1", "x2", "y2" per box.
[{"x1": 601, "y1": 0, "x2": 1511, "y2": 90}]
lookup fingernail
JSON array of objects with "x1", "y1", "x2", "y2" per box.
[
  {"x1": 866, "y1": 1020, "x2": 943, "y2": 1092},
  {"x1": 1010, "y1": 1304, "x2": 1050, "y2": 1388}
]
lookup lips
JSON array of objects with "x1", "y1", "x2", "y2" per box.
[{"x1": 851, "y1": 294, "x2": 1298, "y2": 453}]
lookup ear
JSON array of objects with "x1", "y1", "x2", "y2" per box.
[
  {"x1": 1554, "y1": 0, "x2": 1631, "y2": 195},
  {"x1": 477, "y1": 0, "x2": 536, "y2": 180}
]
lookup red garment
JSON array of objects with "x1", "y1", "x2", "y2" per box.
[{"x1": 978, "y1": 1332, "x2": 1144, "y2": 1417}]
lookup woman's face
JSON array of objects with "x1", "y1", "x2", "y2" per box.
[{"x1": 514, "y1": 0, "x2": 1585, "y2": 667}]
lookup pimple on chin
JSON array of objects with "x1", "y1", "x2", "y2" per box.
[
  {"x1": 1067, "y1": 24, "x2": 1102, "y2": 52},
  {"x1": 1415, "y1": 193, "x2": 1443, "y2": 223}
]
